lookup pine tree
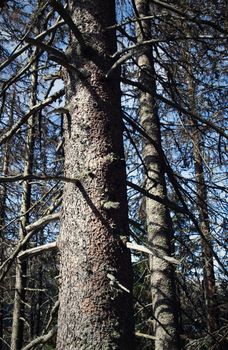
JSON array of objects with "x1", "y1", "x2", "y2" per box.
[{"x1": 56, "y1": 1, "x2": 135, "y2": 348}]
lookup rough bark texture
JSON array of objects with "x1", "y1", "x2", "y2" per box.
[
  {"x1": 135, "y1": 1, "x2": 180, "y2": 349},
  {"x1": 188, "y1": 80, "x2": 218, "y2": 334},
  {"x1": 56, "y1": 1, "x2": 135, "y2": 349}
]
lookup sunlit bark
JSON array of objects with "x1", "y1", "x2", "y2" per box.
[{"x1": 56, "y1": 1, "x2": 135, "y2": 349}]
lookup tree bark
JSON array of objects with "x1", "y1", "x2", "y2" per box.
[
  {"x1": 56, "y1": 1, "x2": 135, "y2": 349},
  {"x1": 0, "y1": 90, "x2": 15, "y2": 350},
  {"x1": 0, "y1": 143, "x2": 10, "y2": 350},
  {"x1": 135, "y1": 1, "x2": 181, "y2": 349}
]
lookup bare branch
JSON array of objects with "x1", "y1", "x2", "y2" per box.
[
  {"x1": 135, "y1": 331, "x2": 157, "y2": 340},
  {"x1": 0, "y1": 19, "x2": 64, "y2": 72},
  {"x1": 149, "y1": 0, "x2": 227, "y2": 35},
  {"x1": 25, "y1": 212, "x2": 60, "y2": 234},
  {"x1": 126, "y1": 242, "x2": 180, "y2": 265},
  {"x1": 18, "y1": 242, "x2": 57, "y2": 260},
  {"x1": 1, "y1": 51, "x2": 39, "y2": 96},
  {"x1": 156, "y1": 92, "x2": 228, "y2": 140},
  {"x1": 44, "y1": 300, "x2": 59, "y2": 332},
  {"x1": 50, "y1": 0, "x2": 86, "y2": 49},
  {"x1": 25, "y1": 37, "x2": 68, "y2": 62},
  {"x1": 0, "y1": 174, "x2": 79, "y2": 184},
  {"x1": 0, "y1": 213, "x2": 60, "y2": 282},
  {"x1": 0, "y1": 89, "x2": 64, "y2": 146},
  {"x1": 126, "y1": 180, "x2": 186, "y2": 214},
  {"x1": 24, "y1": 37, "x2": 83, "y2": 74},
  {"x1": 21, "y1": 326, "x2": 57, "y2": 350},
  {"x1": 121, "y1": 77, "x2": 228, "y2": 139}
]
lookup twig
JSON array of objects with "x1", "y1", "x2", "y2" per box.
[
  {"x1": 21, "y1": 326, "x2": 57, "y2": 350},
  {"x1": 0, "y1": 89, "x2": 64, "y2": 146},
  {"x1": 135, "y1": 331, "x2": 157, "y2": 340},
  {"x1": 0, "y1": 213, "x2": 60, "y2": 282}
]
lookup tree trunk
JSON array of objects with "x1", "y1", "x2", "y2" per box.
[
  {"x1": 188, "y1": 79, "x2": 218, "y2": 334},
  {"x1": 135, "y1": 1, "x2": 181, "y2": 349},
  {"x1": 56, "y1": 1, "x2": 135, "y2": 349},
  {"x1": 11, "y1": 57, "x2": 38, "y2": 350},
  {"x1": 0, "y1": 142, "x2": 10, "y2": 350},
  {"x1": 1, "y1": 90, "x2": 15, "y2": 350}
]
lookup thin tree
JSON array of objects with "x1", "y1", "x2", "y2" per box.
[
  {"x1": 11, "y1": 55, "x2": 38, "y2": 350},
  {"x1": 187, "y1": 76, "x2": 219, "y2": 334},
  {"x1": 0, "y1": 90, "x2": 15, "y2": 349},
  {"x1": 0, "y1": 142, "x2": 10, "y2": 350},
  {"x1": 134, "y1": 0, "x2": 181, "y2": 349}
]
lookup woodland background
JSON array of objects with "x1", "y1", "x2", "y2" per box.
[{"x1": 0, "y1": 0, "x2": 227, "y2": 349}]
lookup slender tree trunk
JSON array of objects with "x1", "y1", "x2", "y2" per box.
[
  {"x1": 11, "y1": 58, "x2": 38, "y2": 350},
  {"x1": 56, "y1": 1, "x2": 135, "y2": 349},
  {"x1": 0, "y1": 203, "x2": 5, "y2": 350},
  {"x1": 30, "y1": 232, "x2": 44, "y2": 339},
  {"x1": 0, "y1": 91, "x2": 15, "y2": 350},
  {"x1": 188, "y1": 79, "x2": 218, "y2": 334},
  {"x1": 135, "y1": 1, "x2": 181, "y2": 349},
  {"x1": 0, "y1": 143, "x2": 10, "y2": 350},
  {"x1": 34, "y1": 263, "x2": 43, "y2": 337}
]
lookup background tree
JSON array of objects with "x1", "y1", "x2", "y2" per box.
[
  {"x1": 134, "y1": 0, "x2": 181, "y2": 348},
  {"x1": 0, "y1": 0, "x2": 227, "y2": 349}
]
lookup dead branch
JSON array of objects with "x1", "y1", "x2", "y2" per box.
[
  {"x1": 18, "y1": 242, "x2": 57, "y2": 260},
  {"x1": 0, "y1": 89, "x2": 64, "y2": 146},
  {"x1": 126, "y1": 242, "x2": 180, "y2": 265},
  {"x1": 21, "y1": 326, "x2": 57, "y2": 350},
  {"x1": 50, "y1": 0, "x2": 85, "y2": 49},
  {"x1": 0, "y1": 213, "x2": 60, "y2": 282}
]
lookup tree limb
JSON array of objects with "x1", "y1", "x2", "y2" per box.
[
  {"x1": 0, "y1": 213, "x2": 60, "y2": 282},
  {"x1": 121, "y1": 77, "x2": 228, "y2": 139},
  {"x1": 127, "y1": 180, "x2": 186, "y2": 214},
  {"x1": 50, "y1": 0, "x2": 86, "y2": 49},
  {"x1": 149, "y1": 0, "x2": 227, "y2": 35},
  {"x1": 21, "y1": 326, "x2": 57, "y2": 350},
  {"x1": 18, "y1": 242, "x2": 57, "y2": 260},
  {"x1": 0, "y1": 89, "x2": 64, "y2": 146},
  {"x1": 135, "y1": 331, "x2": 157, "y2": 340},
  {"x1": 0, "y1": 174, "x2": 79, "y2": 184},
  {"x1": 126, "y1": 242, "x2": 180, "y2": 265},
  {"x1": 0, "y1": 19, "x2": 64, "y2": 72}
]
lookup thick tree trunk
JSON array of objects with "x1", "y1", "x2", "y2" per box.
[
  {"x1": 56, "y1": 1, "x2": 135, "y2": 349},
  {"x1": 188, "y1": 80, "x2": 218, "y2": 334},
  {"x1": 135, "y1": 1, "x2": 181, "y2": 349},
  {"x1": 11, "y1": 59, "x2": 37, "y2": 350}
]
